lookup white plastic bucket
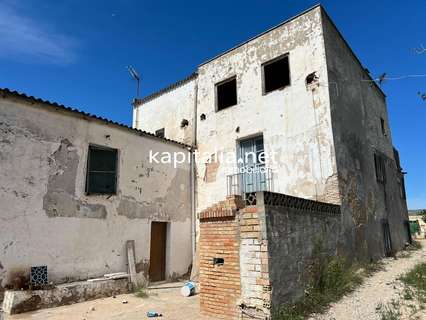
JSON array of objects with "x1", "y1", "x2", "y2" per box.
[{"x1": 180, "y1": 282, "x2": 196, "y2": 297}]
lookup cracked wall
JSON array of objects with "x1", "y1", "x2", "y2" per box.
[
  {"x1": 322, "y1": 10, "x2": 410, "y2": 260},
  {"x1": 0, "y1": 95, "x2": 192, "y2": 294}
]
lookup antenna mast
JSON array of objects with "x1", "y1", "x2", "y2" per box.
[{"x1": 127, "y1": 65, "x2": 141, "y2": 98}]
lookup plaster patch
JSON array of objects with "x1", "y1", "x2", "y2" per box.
[
  {"x1": 135, "y1": 259, "x2": 149, "y2": 277},
  {"x1": 43, "y1": 191, "x2": 107, "y2": 219},
  {"x1": 117, "y1": 169, "x2": 189, "y2": 222},
  {"x1": 46, "y1": 139, "x2": 78, "y2": 194},
  {"x1": 42, "y1": 139, "x2": 107, "y2": 219}
]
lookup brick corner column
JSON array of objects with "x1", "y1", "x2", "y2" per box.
[
  {"x1": 199, "y1": 199, "x2": 242, "y2": 319},
  {"x1": 239, "y1": 202, "x2": 272, "y2": 318}
]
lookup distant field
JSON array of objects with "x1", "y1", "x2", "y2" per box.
[{"x1": 409, "y1": 209, "x2": 425, "y2": 215}]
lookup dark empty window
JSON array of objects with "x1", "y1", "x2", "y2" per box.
[
  {"x1": 393, "y1": 148, "x2": 401, "y2": 170},
  {"x1": 263, "y1": 55, "x2": 290, "y2": 94},
  {"x1": 86, "y1": 145, "x2": 118, "y2": 194},
  {"x1": 155, "y1": 128, "x2": 165, "y2": 138},
  {"x1": 216, "y1": 77, "x2": 237, "y2": 111},
  {"x1": 380, "y1": 118, "x2": 386, "y2": 136},
  {"x1": 374, "y1": 153, "x2": 386, "y2": 184},
  {"x1": 399, "y1": 176, "x2": 407, "y2": 199}
]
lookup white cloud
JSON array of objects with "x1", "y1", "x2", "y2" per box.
[{"x1": 0, "y1": 1, "x2": 77, "y2": 65}]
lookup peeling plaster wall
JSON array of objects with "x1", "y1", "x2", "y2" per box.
[
  {"x1": 195, "y1": 7, "x2": 339, "y2": 214},
  {"x1": 0, "y1": 97, "x2": 192, "y2": 293},
  {"x1": 134, "y1": 79, "x2": 196, "y2": 145},
  {"x1": 322, "y1": 11, "x2": 410, "y2": 260},
  {"x1": 132, "y1": 6, "x2": 410, "y2": 264}
]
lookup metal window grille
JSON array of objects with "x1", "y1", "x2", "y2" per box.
[{"x1": 86, "y1": 145, "x2": 118, "y2": 195}]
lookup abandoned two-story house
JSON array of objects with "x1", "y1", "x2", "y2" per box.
[
  {"x1": 133, "y1": 4, "x2": 410, "y2": 318},
  {"x1": 0, "y1": 3, "x2": 410, "y2": 319}
]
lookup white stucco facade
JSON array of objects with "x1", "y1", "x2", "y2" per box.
[
  {"x1": 0, "y1": 93, "x2": 192, "y2": 296},
  {"x1": 135, "y1": 6, "x2": 340, "y2": 216},
  {"x1": 134, "y1": 74, "x2": 197, "y2": 146}
]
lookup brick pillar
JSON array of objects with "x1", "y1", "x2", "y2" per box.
[
  {"x1": 239, "y1": 201, "x2": 271, "y2": 318},
  {"x1": 199, "y1": 196, "x2": 244, "y2": 319}
]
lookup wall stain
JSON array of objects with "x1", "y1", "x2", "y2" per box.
[
  {"x1": 3, "y1": 241, "x2": 13, "y2": 254},
  {"x1": 42, "y1": 139, "x2": 107, "y2": 219},
  {"x1": 44, "y1": 191, "x2": 107, "y2": 219},
  {"x1": 135, "y1": 259, "x2": 149, "y2": 277},
  {"x1": 117, "y1": 169, "x2": 189, "y2": 222}
]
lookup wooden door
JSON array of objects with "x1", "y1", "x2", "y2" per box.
[{"x1": 149, "y1": 222, "x2": 167, "y2": 282}]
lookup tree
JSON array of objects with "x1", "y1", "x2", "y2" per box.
[{"x1": 421, "y1": 210, "x2": 426, "y2": 223}]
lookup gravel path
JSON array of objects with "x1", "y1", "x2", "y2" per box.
[
  {"x1": 3, "y1": 243, "x2": 425, "y2": 320},
  {"x1": 311, "y1": 240, "x2": 426, "y2": 320}
]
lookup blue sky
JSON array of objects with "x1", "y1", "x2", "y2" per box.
[{"x1": 0, "y1": 0, "x2": 425, "y2": 209}]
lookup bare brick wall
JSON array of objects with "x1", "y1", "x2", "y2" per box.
[
  {"x1": 199, "y1": 196, "x2": 244, "y2": 319},
  {"x1": 261, "y1": 192, "x2": 341, "y2": 306},
  {"x1": 239, "y1": 206, "x2": 271, "y2": 316},
  {"x1": 199, "y1": 196, "x2": 272, "y2": 319},
  {"x1": 199, "y1": 192, "x2": 341, "y2": 319}
]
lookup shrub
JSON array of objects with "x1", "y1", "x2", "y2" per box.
[
  {"x1": 134, "y1": 285, "x2": 149, "y2": 298},
  {"x1": 400, "y1": 263, "x2": 426, "y2": 302},
  {"x1": 274, "y1": 254, "x2": 362, "y2": 319}
]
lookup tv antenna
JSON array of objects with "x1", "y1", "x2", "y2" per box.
[{"x1": 127, "y1": 65, "x2": 141, "y2": 98}]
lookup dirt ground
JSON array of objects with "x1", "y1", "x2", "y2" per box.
[
  {"x1": 5, "y1": 283, "x2": 214, "y2": 320},
  {"x1": 4, "y1": 242, "x2": 426, "y2": 320},
  {"x1": 311, "y1": 240, "x2": 426, "y2": 320}
]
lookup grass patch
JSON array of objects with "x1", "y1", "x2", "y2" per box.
[
  {"x1": 402, "y1": 286, "x2": 415, "y2": 301},
  {"x1": 398, "y1": 240, "x2": 423, "y2": 258},
  {"x1": 407, "y1": 241, "x2": 423, "y2": 252},
  {"x1": 273, "y1": 238, "x2": 405, "y2": 320},
  {"x1": 274, "y1": 255, "x2": 363, "y2": 320},
  {"x1": 134, "y1": 285, "x2": 149, "y2": 298},
  {"x1": 376, "y1": 262, "x2": 426, "y2": 320},
  {"x1": 363, "y1": 260, "x2": 385, "y2": 277},
  {"x1": 400, "y1": 263, "x2": 426, "y2": 303},
  {"x1": 376, "y1": 300, "x2": 402, "y2": 320}
]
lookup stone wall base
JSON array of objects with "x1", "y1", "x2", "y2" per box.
[{"x1": 2, "y1": 278, "x2": 129, "y2": 315}]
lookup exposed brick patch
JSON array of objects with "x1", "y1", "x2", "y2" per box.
[
  {"x1": 317, "y1": 173, "x2": 341, "y2": 205},
  {"x1": 199, "y1": 196, "x2": 245, "y2": 220},
  {"x1": 204, "y1": 154, "x2": 221, "y2": 183},
  {"x1": 199, "y1": 196, "x2": 243, "y2": 319},
  {"x1": 199, "y1": 207, "x2": 235, "y2": 220},
  {"x1": 204, "y1": 161, "x2": 220, "y2": 183}
]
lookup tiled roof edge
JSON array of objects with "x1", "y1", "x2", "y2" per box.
[
  {"x1": 134, "y1": 72, "x2": 198, "y2": 106},
  {"x1": 0, "y1": 88, "x2": 192, "y2": 149}
]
